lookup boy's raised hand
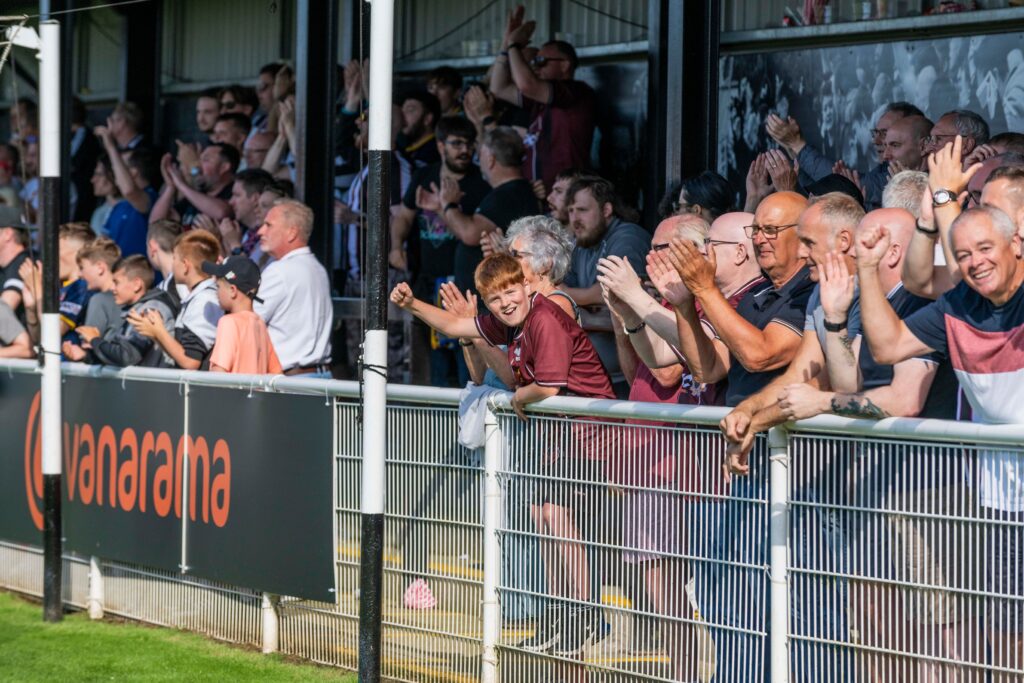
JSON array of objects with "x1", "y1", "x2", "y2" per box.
[{"x1": 389, "y1": 282, "x2": 416, "y2": 309}]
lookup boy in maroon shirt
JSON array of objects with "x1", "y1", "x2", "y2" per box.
[{"x1": 391, "y1": 252, "x2": 613, "y2": 655}]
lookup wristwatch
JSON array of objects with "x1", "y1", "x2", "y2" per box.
[
  {"x1": 823, "y1": 318, "x2": 847, "y2": 333},
  {"x1": 932, "y1": 188, "x2": 956, "y2": 208},
  {"x1": 624, "y1": 321, "x2": 647, "y2": 335}
]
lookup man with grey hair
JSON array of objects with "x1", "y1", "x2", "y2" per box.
[
  {"x1": 857, "y1": 205, "x2": 1024, "y2": 676},
  {"x1": 882, "y1": 170, "x2": 929, "y2": 220},
  {"x1": 923, "y1": 109, "x2": 990, "y2": 158},
  {"x1": 255, "y1": 198, "x2": 333, "y2": 375}
]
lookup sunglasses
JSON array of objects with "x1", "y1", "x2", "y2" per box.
[
  {"x1": 221, "y1": 100, "x2": 237, "y2": 109},
  {"x1": 531, "y1": 56, "x2": 568, "y2": 67},
  {"x1": 744, "y1": 223, "x2": 797, "y2": 239}
]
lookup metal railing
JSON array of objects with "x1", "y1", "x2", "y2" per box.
[{"x1": 0, "y1": 359, "x2": 1022, "y2": 682}]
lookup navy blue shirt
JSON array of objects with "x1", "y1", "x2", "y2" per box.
[
  {"x1": 719, "y1": 266, "x2": 815, "y2": 407},
  {"x1": 858, "y1": 283, "x2": 958, "y2": 420}
]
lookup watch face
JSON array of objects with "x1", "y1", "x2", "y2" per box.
[{"x1": 933, "y1": 190, "x2": 953, "y2": 204}]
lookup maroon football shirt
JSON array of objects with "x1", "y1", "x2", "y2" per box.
[{"x1": 475, "y1": 293, "x2": 614, "y2": 399}]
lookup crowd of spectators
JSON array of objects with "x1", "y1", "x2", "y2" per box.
[
  {"x1": 381, "y1": 6, "x2": 1024, "y2": 675},
  {"x1": 2, "y1": 3, "x2": 1024, "y2": 676}
]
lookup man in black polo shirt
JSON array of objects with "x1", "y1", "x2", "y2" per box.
[
  {"x1": 389, "y1": 116, "x2": 490, "y2": 387},
  {"x1": 670, "y1": 191, "x2": 815, "y2": 408},
  {"x1": 660, "y1": 190, "x2": 813, "y2": 682}
]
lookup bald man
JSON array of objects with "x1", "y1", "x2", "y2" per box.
[
  {"x1": 883, "y1": 115, "x2": 933, "y2": 172},
  {"x1": 597, "y1": 212, "x2": 763, "y2": 380}
]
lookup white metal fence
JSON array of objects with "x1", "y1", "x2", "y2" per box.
[{"x1": 0, "y1": 360, "x2": 1022, "y2": 682}]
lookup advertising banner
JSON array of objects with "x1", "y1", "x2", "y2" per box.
[{"x1": 0, "y1": 371, "x2": 335, "y2": 602}]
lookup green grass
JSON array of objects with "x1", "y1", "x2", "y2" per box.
[{"x1": 0, "y1": 591, "x2": 356, "y2": 682}]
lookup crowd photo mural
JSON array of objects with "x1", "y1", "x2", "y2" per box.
[{"x1": 718, "y1": 32, "x2": 1024, "y2": 195}]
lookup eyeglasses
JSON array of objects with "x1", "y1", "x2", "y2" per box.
[
  {"x1": 925, "y1": 133, "x2": 957, "y2": 145},
  {"x1": 220, "y1": 100, "x2": 237, "y2": 109},
  {"x1": 444, "y1": 138, "x2": 473, "y2": 150},
  {"x1": 870, "y1": 128, "x2": 886, "y2": 138},
  {"x1": 530, "y1": 56, "x2": 568, "y2": 67},
  {"x1": 707, "y1": 239, "x2": 741, "y2": 247},
  {"x1": 651, "y1": 243, "x2": 672, "y2": 252},
  {"x1": 509, "y1": 248, "x2": 532, "y2": 258},
  {"x1": 743, "y1": 223, "x2": 797, "y2": 239}
]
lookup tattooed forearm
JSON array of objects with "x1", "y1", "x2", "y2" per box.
[{"x1": 830, "y1": 393, "x2": 891, "y2": 420}]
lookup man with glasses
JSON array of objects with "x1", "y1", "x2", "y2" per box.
[
  {"x1": 923, "y1": 109, "x2": 990, "y2": 158},
  {"x1": 668, "y1": 191, "x2": 814, "y2": 409},
  {"x1": 488, "y1": 5, "x2": 596, "y2": 192},
  {"x1": 767, "y1": 102, "x2": 924, "y2": 210},
  {"x1": 388, "y1": 116, "x2": 491, "y2": 387}
]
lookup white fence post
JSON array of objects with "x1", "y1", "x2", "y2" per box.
[
  {"x1": 261, "y1": 593, "x2": 280, "y2": 654},
  {"x1": 87, "y1": 556, "x2": 104, "y2": 620},
  {"x1": 768, "y1": 426, "x2": 790, "y2": 683},
  {"x1": 481, "y1": 406, "x2": 501, "y2": 683}
]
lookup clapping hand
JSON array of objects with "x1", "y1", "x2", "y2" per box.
[
  {"x1": 415, "y1": 184, "x2": 443, "y2": 214},
  {"x1": 126, "y1": 309, "x2": 164, "y2": 339},
  {"x1": 817, "y1": 251, "x2": 856, "y2": 325},
  {"x1": 832, "y1": 160, "x2": 864, "y2": 198},
  {"x1": 664, "y1": 238, "x2": 717, "y2": 296},
  {"x1": 765, "y1": 149, "x2": 797, "y2": 192},
  {"x1": 645, "y1": 250, "x2": 692, "y2": 308},
  {"x1": 765, "y1": 114, "x2": 805, "y2": 154},
  {"x1": 439, "y1": 282, "x2": 478, "y2": 318},
  {"x1": 595, "y1": 255, "x2": 644, "y2": 308},
  {"x1": 439, "y1": 177, "x2": 464, "y2": 208}
]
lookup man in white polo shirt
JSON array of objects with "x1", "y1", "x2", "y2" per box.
[{"x1": 255, "y1": 199, "x2": 333, "y2": 376}]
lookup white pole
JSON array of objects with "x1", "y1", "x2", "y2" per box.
[
  {"x1": 261, "y1": 593, "x2": 280, "y2": 654},
  {"x1": 87, "y1": 556, "x2": 104, "y2": 620},
  {"x1": 38, "y1": 18, "x2": 64, "y2": 624},
  {"x1": 768, "y1": 426, "x2": 790, "y2": 683},
  {"x1": 358, "y1": 1, "x2": 395, "y2": 680},
  {"x1": 481, "y1": 407, "x2": 502, "y2": 683}
]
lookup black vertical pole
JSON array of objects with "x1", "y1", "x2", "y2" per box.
[
  {"x1": 295, "y1": 0, "x2": 339, "y2": 270},
  {"x1": 358, "y1": 0, "x2": 393, "y2": 678},
  {"x1": 120, "y1": 0, "x2": 163, "y2": 144}
]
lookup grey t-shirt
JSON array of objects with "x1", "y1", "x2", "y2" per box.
[
  {"x1": 804, "y1": 283, "x2": 863, "y2": 351},
  {"x1": 83, "y1": 290, "x2": 122, "y2": 338},
  {"x1": 0, "y1": 300, "x2": 26, "y2": 345},
  {"x1": 563, "y1": 217, "x2": 650, "y2": 288}
]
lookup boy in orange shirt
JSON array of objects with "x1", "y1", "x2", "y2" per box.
[{"x1": 202, "y1": 255, "x2": 282, "y2": 374}]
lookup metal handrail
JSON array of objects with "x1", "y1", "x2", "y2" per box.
[{"x1": 3, "y1": 359, "x2": 1024, "y2": 448}]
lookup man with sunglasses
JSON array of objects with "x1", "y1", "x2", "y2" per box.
[{"x1": 488, "y1": 5, "x2": 596, "y2": 192}]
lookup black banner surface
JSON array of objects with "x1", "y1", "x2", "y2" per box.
[
  {"x1": 0, "y1": 372, "x2": 49, "y2": 546},
  {"x1": 61, "y1": 376, "x2": 184, "y2": 569},
  {"x1": 186, "y1": 387, "x2": 335, "y2": 601},
  {"x1": 0, "y1": 371, "x2": 335, "y2": 602}
]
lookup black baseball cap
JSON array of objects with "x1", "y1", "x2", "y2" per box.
[{"x1": 202, "y1": 255, "x2": 263, "y2": 303}]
